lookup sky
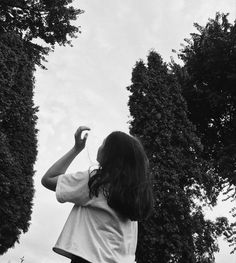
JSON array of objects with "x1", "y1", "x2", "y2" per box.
[{"x1": 1, "y1": 1, "x2": 236, "y2": 263}]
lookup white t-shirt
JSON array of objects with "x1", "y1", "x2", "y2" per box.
[{"x1": 53, "y1": 170, "x2": 138, "y2": 263}]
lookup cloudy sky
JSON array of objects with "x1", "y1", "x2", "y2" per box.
[{"x1": 2, "y1": 1, "x2": 236, "y2": 263}]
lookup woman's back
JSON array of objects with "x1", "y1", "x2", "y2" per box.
[{"x1": 53, "y1": 170, "x2": 138, "y2": 263}]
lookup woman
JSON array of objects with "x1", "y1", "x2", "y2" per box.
[{"x1": 42, "y1": 126, "x2": 153, "y2": 263}]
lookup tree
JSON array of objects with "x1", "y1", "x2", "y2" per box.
[
  {"x1": 0, "y1": 32, "x2": 38, "y2": 254},
  {"x1": 127, "y1": 51, "x2": 230, "y2": 263},
  {"x1": 172, "y1": 13, "x2": 236, "y2": 251},
  {"x1": 0, "y1": 0, "x2": 84, "y2": 67},
  {"x1": 173, "y1": 12, "x2": 236, "y2": 187},
  {"x1": 0, "y1": 0, "x2": 83, "y2": 254}
]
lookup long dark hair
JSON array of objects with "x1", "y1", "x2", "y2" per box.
[{"x1": 88, "y1": 131, "x2": 153, "y2": 221}]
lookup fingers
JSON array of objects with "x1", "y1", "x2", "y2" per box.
[
  {"x1": 75, "y1": 126, "x2": 91, "y2": 137},
  {"x1": 83, "y1": 133, "x2": 89, "y2": 142},
  {"x1": 74, "y1": 126, "x2": 90, "y2": 151},
  {"x1": 79, "y1": 126, "x2": 91, "y2": 132}
]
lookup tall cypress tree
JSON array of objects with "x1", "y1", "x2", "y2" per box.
[
  {"x1": 0, "y1": 32, "x2": 38, "y2": 254},
  {"x1": 0, "y1": 0, "x2": 83, "y2": 254},
  {"x1": 127, "y1": 51, "x2": 230, "y2": 263}
]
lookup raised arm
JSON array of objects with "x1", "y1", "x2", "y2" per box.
[{"x1": 41, "y1": 126, "x2": 90, "y2": 191}]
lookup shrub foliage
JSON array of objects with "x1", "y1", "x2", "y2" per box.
[
  {"x1": 127, "y1": 51, "x2": 231, "y2": 263},
  {"x1": 0, "y1": 32, "x2": 38, "y2": 254}
]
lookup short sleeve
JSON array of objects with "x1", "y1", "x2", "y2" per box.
[{"x1": 55, "y1": 170, "x2": 91, "y2": 206}]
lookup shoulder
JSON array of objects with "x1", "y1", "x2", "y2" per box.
[{"x1": 56, "y1": 170, "x2": 90, "y2": 205}]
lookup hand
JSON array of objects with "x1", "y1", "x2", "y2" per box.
[{"x1": 74, "y1": 126, "x2": 90, "y2": 151}]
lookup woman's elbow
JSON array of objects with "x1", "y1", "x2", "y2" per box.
[
  {"x1": 41, "y1": 174, "x2": 58, "y2": 191},
  {"x1": 41, "y1": 176, "x2": 47, "y2": 188}
]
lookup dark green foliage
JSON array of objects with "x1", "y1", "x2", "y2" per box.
[
  {"x1": 0, "y1": 133, "x2": 23, "y2": 254},
  {"x1": 0, "y1": 32, "x2": 38, "y2": 254},
  {"x1": 127, "y1": 51, "x2": 230, "y2": 263},
  {"x1": 171, "y1": 13, "x2": 236, "y2": 252},
  {"x1": 0, "y1": 0, "x2": 83, "y2": 254},
  {"x1": 173, "y1": 13, "x2": 236, "y2": 187},
  {"x1": 0, "y1": 0, "x2": 84, "y2": 67}
]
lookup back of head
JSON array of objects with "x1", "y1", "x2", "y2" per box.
[{"x1": 88, "y1": 131, "x2": 154, "y2": 221}]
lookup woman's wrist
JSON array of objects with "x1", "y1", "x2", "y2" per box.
[{"x1": 72, "y1": 145, "x2": 84, "y2": 154}]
